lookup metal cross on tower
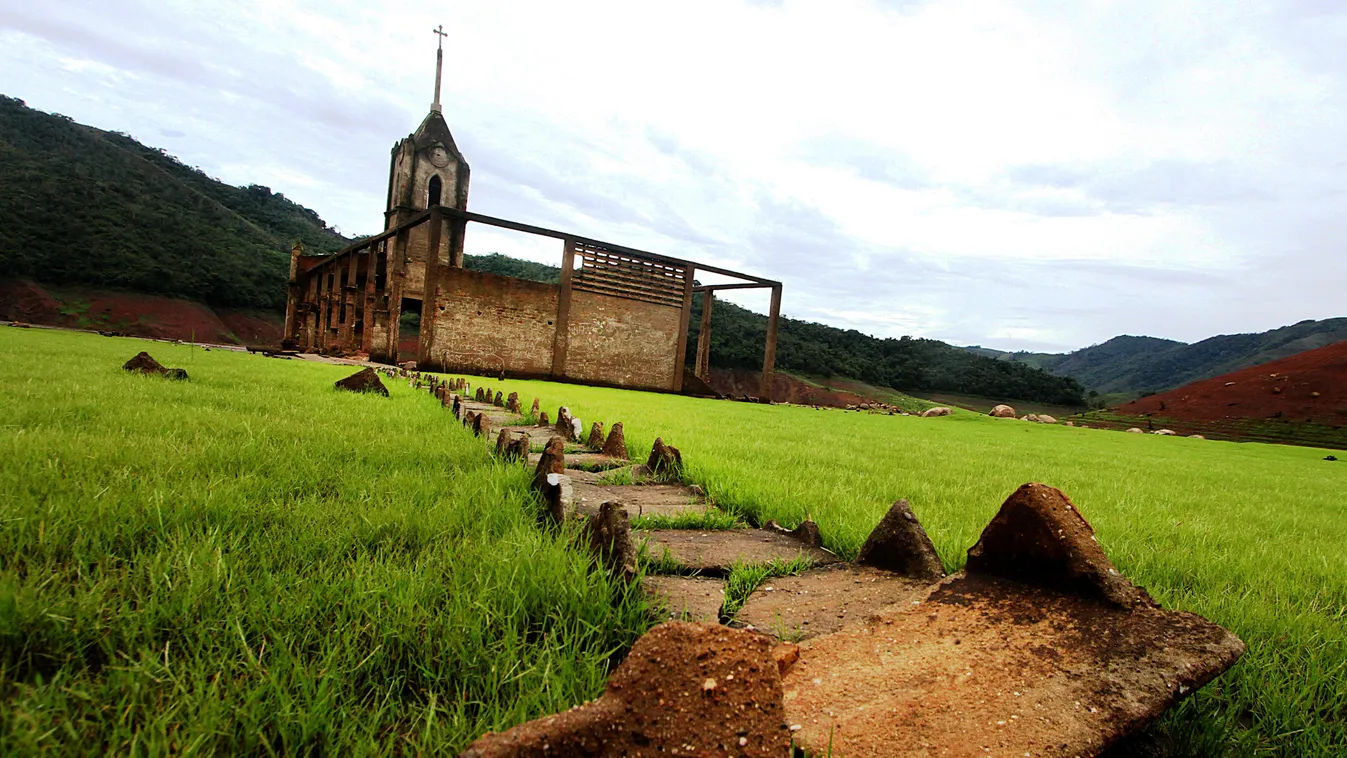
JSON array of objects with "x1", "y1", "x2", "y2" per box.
[{"x1": 431, "y1": 24, "x2": 448, "y2": 112}]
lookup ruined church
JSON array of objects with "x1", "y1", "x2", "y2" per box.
[{"x1": 283, "y1": 29, "x2": 781, "y2": 395}]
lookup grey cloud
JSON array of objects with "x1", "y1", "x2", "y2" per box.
[{"x1": 798, "y1": 135, "x2": 930, "y2": 189}]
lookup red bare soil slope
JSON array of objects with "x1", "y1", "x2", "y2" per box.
[
  {"x1": 1119, "y1": 339, "x2": 1347, "y2": 427},
  {"x1": 0, "y1": 279, "x2": 282, "y2": 345}
]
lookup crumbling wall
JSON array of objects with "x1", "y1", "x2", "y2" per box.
[
  {"x1": 430, "y1": 269, "x2": 558, "y2": 376},
  {"x1": 564, "y1": 290, "x2": 681, "y2": 390}
]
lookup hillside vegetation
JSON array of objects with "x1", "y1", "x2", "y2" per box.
[
  {"x1": 0, "y1": 95, "x2": 345, "y2": 309},
  {"x1": 976, "y1": 320, "x2": 1347, "y2": 397},
  {"x1": 1, "y1": 95, "x2": 1082, "y2": 404}
]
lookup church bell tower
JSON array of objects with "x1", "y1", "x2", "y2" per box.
[{"x1": 385, "y1": 24, "x2": 470, "y2": 230}]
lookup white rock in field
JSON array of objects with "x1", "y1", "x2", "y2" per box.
[
  {"x1": 1036, "y1": 414, "x2": 1058, "y2": 424},
  {"x1": 1153, "y1": 429, "x2": 1175, "y2": 435},
  {"x1": 920, "y1": 407, "x2": 953, "y2": 417},
  {"x1": 1126, "y1": 428, "x2": 1145, "y2": 433}
]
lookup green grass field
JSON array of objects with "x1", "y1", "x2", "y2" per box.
[
  {"x1": 0, "y1": 329, "x2": 649, "y2": 754},
  {"x1": 451, "y1": 373, "x2": 1347, "y2": 756},
  {"x1": 3, "y1": 328, "x2": 1345, "y2": 755}
]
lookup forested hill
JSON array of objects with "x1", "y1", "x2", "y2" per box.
[
  {"x1": 461, "y1": 256, "x2": 1085, "y2": 405},
  {"x1": 0, "y1": 96, "x2": 1083, "y2": 405},
  {"x1": 0, "y1": 95, "x2": 346, "y2": 309},
  {"x1": 972, "y1": 319, "x2": 1347, "y2": 397}
]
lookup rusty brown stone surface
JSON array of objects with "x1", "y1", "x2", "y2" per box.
[
  {"x1": 735, "y1": 564, "x2": 933, "y2": 640},
  {"x1": 645, "y1": 437, "x2": 683, "y2": 481},
  {"x1": 855, "y1": 499, "x2": 946, "y2": 581},
  {"x1": 460, "y1": 622, "x2": 791, "y2": 758},
  {"x1": 584, "y1": 501, "x2": 636, "y2": 578},
  {"x1": 537, "y1": 411, "x2": 549, "y2": 427},
  {"x1": 505, "y1": 434, "x2": 530, "y2": 463},
  {"x1": 494, "y1": 429, "x2": 512, "y2": 456},
  {"x1": 642, "y1": 576, "x2": 725, "y2": 623},
  {"x1": 585, "y1": 421, "x2": 605, "y2": 449},
  {"x1": 493, "y1": 390, "x2": 504, "y2": 407},
  {"x1": 781, "y1": 574, "x2": 1245, "y2": 758},
  {"x1": 334, "y1": 367, "x2": 387, "y2": 396},
  {"x1": 602, "y1": 422, "x2": 628, "y2": 459},
  {"x1": 529, "y1": 397, "x2": 540, "y2": 415},
  {"x1": 506, "y1": 391, "x2": 520, "y2": 413},
  {"x1": 639, "y1": 529, "x2": 838, "y2": 573},
  {"x1": 966, "y1": 483, "x2": 1154, "y2": 609},
  {"x1": 472, "y1": 412, "x2": 491, "y2": 439}
]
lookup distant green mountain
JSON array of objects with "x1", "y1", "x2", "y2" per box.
[
  {"x1": 0, "y1": 94, "x2": 346, "y2": 309},
  {"x1": 966, "y1": 320, "x2": 1347, "y2": 397}
]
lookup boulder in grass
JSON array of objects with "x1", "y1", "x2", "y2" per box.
[
  {"x1": 920, "y1": 407, "x2": 953, "y2": 417},
  {"x1": 334, "y1": 367, "x2": 388, "y2": 396},
  {"x1": 122, "y1": 351, "x2": 189, "y2": 380},
  {"x1": 1036, "y1": 414, "x2": 1057, "y2": 424},
  {"x1": 1126, "y1": 428, "x2": 1145, "y2": 433},
  {"x1": 989, "y1": 404, "x2": 1016, "y2": 418}
]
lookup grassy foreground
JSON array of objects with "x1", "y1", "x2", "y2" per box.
[
  {"x1": 449, "y1": 373, "x2": 1346, "y2": 757},
  {"x1": 0, "y1": 329, "x2": 648, "y2": 754}
]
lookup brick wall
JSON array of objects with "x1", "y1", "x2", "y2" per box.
[
  {"x1": 564, "y1": 290, "x2": 681, "y2": 390},
  {"x1": 429, "y1": 269, "x2": 558, "y2": 376}
]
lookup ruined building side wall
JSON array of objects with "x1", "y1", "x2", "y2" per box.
[
  {"x1": 565, "y1": 290, "x2": 681, "y2": 390},
  {"x1": 429, "y1": 269, "x2": 559, "y2": 377}
]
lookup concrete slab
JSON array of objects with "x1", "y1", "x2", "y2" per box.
[
  {"x1": 736, "y1": 565, "x2": 932, "y2": 640},
  {"x1": 569, "y1": 481, "x2": 712, "y2": 519},
  {"x1": 642, "y1": 576, "x2": 725, "y2": 623}
]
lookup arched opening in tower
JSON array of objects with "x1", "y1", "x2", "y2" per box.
[{"x1": 427, "y1": 175, "x2": 443, "y2": 207}]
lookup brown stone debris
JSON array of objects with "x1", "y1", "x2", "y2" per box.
[
  {"x1": 122, "y1": 351, "x2": 189, "y2": 381},
  {"x1": 472, "y1": 412, "x2": 491, "y2": 439},
  {"x1": 460, "y1": 622, "x2": 791, "y2": 758},
  {"x1": 602, "y1": 422, "x2": 628, "y2": 459},
  {"x1": 494, "y1": 429, "x2": 512, "y2": 456},
  {"x1": 584, "y1": 501, "x2": 636, "y2": 578},
  {"x1": 764, "y1": 519, "x2": 823, "y2": 548},
  {"x1": 854, "y1": 498, "x2": 946, "y2": 580},
  {"x1": 555, "y1": 406, "x2": 574, "y2": 437},
  {"x1": 334, "y1": 367, "x2": 387, "y2": 396},
  {"x1": 586, "y1": 421, "x2": 605, "y2": 449},
  {"x1": 505, "y1": 433, "x2": 531, "y2": 463},
  {"x1": 506, "y1": 391, "x2": 520, "y2": 413},
  {"x1": 645, "y1": 437, "x2": 683, "y2": 480},
  {"x1": 493, "y1": 390, "x2": 504, "y2": 407},
  {"x1": 965, "y1": 482, "x2": 1154, "y2": 609},
  {"x1": 537, "y1": 411, "x2": 549, "y2": 427},
  {"x1": 530, "y1": 397, "x2": 540, "y2": 415}
]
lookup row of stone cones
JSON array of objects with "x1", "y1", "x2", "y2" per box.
[{"x1": 383, "y1": 367, "x2": 1247, "y2": 758}]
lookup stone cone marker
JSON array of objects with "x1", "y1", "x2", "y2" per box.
[
  {"x1": 602, "y1": 422, "x2": 627, "y2": 459},
  {"x1": 586, "y1": 421, "x2": 605, "y2": 450},
  {"x1": 855, "y1": 498, "x2": 945, "y2": 580},
  {"x1": 646, "y1": 437, "x2": 683, "y2": 480},
  {"x1": 585, "y1": 501, "x2": 636, "y2": 578},
  {"x1": 533, "y1": 437, "x2": 568, "y2": 525},
  {"x1": 506, "y1": 392, "x2": 520, "y2": 413}
]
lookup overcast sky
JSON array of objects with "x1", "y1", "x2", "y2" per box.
[{"x1": 3, "y1": 0, "x2": 1345, "y2": 352}]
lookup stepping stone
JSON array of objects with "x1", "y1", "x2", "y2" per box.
[
  {"x1": 569, "y1": 482, "x2": 712, "y2": 519},
  {"x1": 642, "y1": 576, "x2": 725, "y2": 623},
  {"x1": 638, "y1": 529, "x2": 838, "y2": 573},
  {"x1": 779, "y1": 483, "x2": 1245, "y2": 757},
  {"x1": 735, "y1": 565, "x2": 933, "y2": 640},
  {"x1": 781, "y1": 575, "x2": 1244, "y2": 758}
]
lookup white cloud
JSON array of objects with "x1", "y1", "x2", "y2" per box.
[{"x1": 2, "y1": 0, "x2": 1345, "y2": 353}]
